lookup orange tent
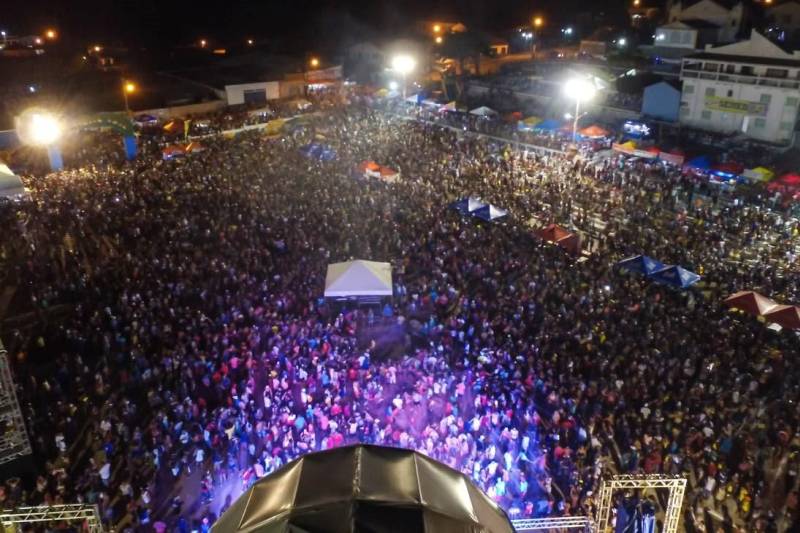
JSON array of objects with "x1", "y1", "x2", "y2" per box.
[
  {"x1": 579, "y1": 125, "x2": 609, "y2": 138},
  {"x1": 185, "y1": 141, "x2": 205, "y2": 153},
  {"x1": 536, "y1": 224, "x2": 572, "y2": 243},
  {"x1": 762, "y1": 305, "x2": 800, "y2": 329},
  {"x1": 724, "y1": 291, "x2": 778, "y2": 316}
]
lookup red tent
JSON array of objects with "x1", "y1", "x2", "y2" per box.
[
  {"x1": 556, "y1": 233, "x2": 581, "y2": 255},
  {"x1": 536, "y1": 224, "x2": 572, "y2": 243},
  {"x1": 723, "y1": 291, "x2": 778, "y2": 316},
  {"x1": 713, "y1": 161, "x2": 744, "y2": 175},
  {"x1": 644, "y1": 146, "x2": 661, "y2": 156},
  {"x1": 162, "y1": 145, "x2": 185, "y2": 159},
  {"x1": 762, "y1": 305, "x2": 800, "y2": 329},
  {"x1": 767, "y1": 173, "x2": 800, "y2": 194}
]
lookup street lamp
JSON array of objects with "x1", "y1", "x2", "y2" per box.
[
  {"x1": 564, "y1": 77, "x2": 596, "y2": 142},
  {"x1": 391, "y1": 54, "x2": 416, "y2": 99},
  {"x1": 200, "y1": 39, "x2": 207, "y2": 48},
  {"x1": 531, "y1": 17, "x2": 544, "y2": 58},
  {"x1": 433, "y1": 24, "x2": 441, "y2": 33},
  {"x1": 247, "y1": 38, "x2": 254, "y2": 46},
  {"x1": 45, "y1": 29, "x2": 57, "y2": 40},
  {"x1": 533, "y1": 17, "x2": 543, "y2": 28},
  {"x1": 123, "y1": 81, "x2": 136, "y2": 114},
  {"x1": 16, "y1": 109, "x2": 64, "y2": 171},
  {"x1": 310, "y1": 57, "x2": 320, "y2": 68},
  {"x1": 435, "y1": 36, "x2": 443, "y2": 44}
]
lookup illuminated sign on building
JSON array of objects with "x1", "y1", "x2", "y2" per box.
[{"x1": 705, "y1": 96, "x2": 768, "y2": 116}]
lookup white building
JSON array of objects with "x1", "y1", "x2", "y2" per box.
[
  {"x1": 224, "y1": 82, "x2": 281, "y2": 106},
  {"x1": 666, "y1": 0, "x2": 745, "y2": 43},
  {"x1": 679, "y1": 30, "x2": 800, "y2": 144}
]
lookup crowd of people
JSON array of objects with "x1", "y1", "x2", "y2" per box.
[{"x1": 0, "y1": 94, "x2": 798, "y2": 533}]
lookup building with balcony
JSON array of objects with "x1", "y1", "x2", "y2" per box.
[{"x1": 679, "y1": 30, "x2": 800, "y2": 144}]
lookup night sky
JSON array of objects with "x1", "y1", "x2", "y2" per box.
[{"x1": 5, "y1": 0, "x2": 630, "y2": 52}]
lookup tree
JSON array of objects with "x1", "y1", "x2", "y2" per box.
[{"x1": 439, "y1": 30, "x2": 491, "y2": 78}]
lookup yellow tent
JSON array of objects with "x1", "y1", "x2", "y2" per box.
[
  {"x1": 620, "y1": 140, "x2": 637, "y2": 149},
  {"x1": 522, "y1": 116, "x2": 542, "y2": 125},
  {"x1": 263, "y1": 119, "x2": 286, "y2": 136},
  {"x1": 742, "y1": 166, "x2": 775, "y2": 182},
  {"x1": 374, "y1": 88, "x2": 389, "y2": 98}
]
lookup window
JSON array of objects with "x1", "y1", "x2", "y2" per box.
[
  {"x1": 765, "y1": 68, "x2": 788, "y2": 78},
  {"x1": 760, "y1": 94, "x2": 772, "y2": 104},
  {"x1": 754, "y1": 118, "x2": 767, "y2": 129},
  {"x1": 701, "y1": 110, "x2": 712, "y2": 120},
  {"x1": 727, "y1": 90, "x2": 733, "y2": 97},
  {"x1": 740, "y1": 66, "x2": 754, "y2": 76},
  {"x1": 684, "y1": 84, "x2": 694, "y2": 94},
  {"x1": 780, "y1": 122, "x2": 794, "y2": 131},
  {"x1": 705, "y1": 87, "x2": 716, "y2": 97},
  {"x1": 725, "y1": 64, "x2": 735, "y2": 74},
  {"x1": 786, "y1": 96, "x2": 799, "y2": 107}
]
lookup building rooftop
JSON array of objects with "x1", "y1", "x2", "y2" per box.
[{"x1": 687, "y1": 51, "x2": 800, "y2": 67}]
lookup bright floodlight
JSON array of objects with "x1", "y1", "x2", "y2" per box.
[
  {"x1": 27, "y1": 113, "x2": 62, "y2": 146},
  {"x1": 391, "y1": 54, "x2": 416, "y2": 75},
  {"x1": 388, "y1": 81, "x2": 399, "y2": 91},
  {"x1": 564, "y1": 78, "x2": 596, "y2": 102}
]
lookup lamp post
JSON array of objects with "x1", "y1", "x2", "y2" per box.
[
  {"x1": 16, "y1": 110, "x2": 64, "y2": 171},
  {"x1": 532, "y1": 16, "x2": 544, "y2": 58},
  {"x1": 391, "y1": 54, "x2": 416, "y2": 99},
  {"x1": 123, "y1": 81, "x2": 136, "y2": 115},
  {"x1": 564, "y1": 77, "x2": 596, "y2": 143}
]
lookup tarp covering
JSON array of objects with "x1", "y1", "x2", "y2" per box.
[
  {"x1": 649, "y1": 265, "x2": 701, "y2": 288},
  {"x1": 469, "y1": 106, "x2": 497, "y2": 117},
  {"x1": 211, "y1": 445, "x2": 514, "y2": 533},
  {"x1": 616, "y1": 255, "x2": 665, "y2": 276},
  {"x1": 324, "y1": 260, "x2": 392, "y2": 297},
  {"x1": 0, "y1": 164, "x2": 27, "y2": 198},
  {"x1": 741, "y1": 166, "x2": 774, "y2": 182},
  {"x1": 450, "y1": 197, "x2": 487, "y2": 215},
  {"x1": 184, "y1": 142, "x2": 205, "y2": 153},
  {"x1": 357, "y1": 161, "x2": 398, "y2": 182},
  {"x1": 685, "y1": 156, "x2": 712, "y2": 171},
  {"x1": 534, "y1": 119, "x2": 561, "y2": 132},
  {"x1": 443, "y1": 101, "x2": 459, "y2": 112},
  {"x1": 556, "y1": 233, "x2": 581, "y2": 255},
  {"x1": 724, "y1": 291, "x2": 779, "y2": 316},
  {"x1": 762, "y1": 305, "x2": 800, "y2": 330},
  {"x1": 471, "y1": 204, "x2": 508, "y2": 222}
]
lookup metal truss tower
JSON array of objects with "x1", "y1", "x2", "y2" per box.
[
  {"x1": 0, "y1": 504, "x2": 104, "y2": 532},
  {"x1": 0, "y1": 339, "x2": 32, "y2": 465}
]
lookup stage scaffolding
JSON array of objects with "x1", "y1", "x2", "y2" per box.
[
  {"x1": 0, "y1": 504, "x2": 103, "y2": 532},
  {"x1": 594, "y1": 475, "x2": 687, "y2": 533},
  {"x1": 510, "y1": 474, "x2": 687, "y2": 533},
  {"x1": 511, "y1": 516, "x2": 595, "y2": 532},
  {"x1": 0, "y1": 339, "x2": 31, "y2": 465}
]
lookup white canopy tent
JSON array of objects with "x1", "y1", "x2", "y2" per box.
[
  {"x1": 469, "y1": 106, "x2": 497, "y2": 117},
  {"x1": 324, "y1": 260, "x2": 393, "y2": 297},
  {"x1": 0, "y1": 165, "x2": 27, "y2": 199}
]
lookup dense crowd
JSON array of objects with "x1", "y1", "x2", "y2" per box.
[{"x1": 0, "y1": 98, "x2": 799, "y2": 533}]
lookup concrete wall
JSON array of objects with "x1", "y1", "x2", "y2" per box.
[
  {"x1": 224, "y1": 82, "x2": 281, "y2": 105},
  {"x1": 137, "y1": 100, "x2": 227, "y2": 120}
]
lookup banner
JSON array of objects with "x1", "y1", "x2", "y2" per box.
[{"x1": 705, "y1": 96, "x2": 767, "y2": 116}]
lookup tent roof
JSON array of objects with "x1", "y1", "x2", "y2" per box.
[
  {"x1": 579, "y1": 125, "x2": 609, "y2": 138},
  {"x1": 0, "y1": 165, "x2": 27, "y2": 198},
  {"x1": 212, "y1": 445, "x2": 514, "y2": 533},
  {"x1": 649, "y1": 265, "x2": 701, "y2": 288},
  {"x1": 534, "y1": 119, "x2": 561, "y2": 131},
  {"x1": 762, "y1": 305, "x2": 800, "y2": 329},
  {"x1": 724, "y1": 291, "x2": 779, "y2": 316},
  {"x1": 451, "y1": 197, "x2": 487, "y2": 215},
  {"x1": 616, "y1": 255, "x2": 665, "y2": 276},
  {"x1": 325, "y1": 260, "x2": 392, "y2": 297},
  {"x1": 471, "y1": 204, "x2": 508, "y2": 221},
  {"x1": 469, "y1": 106, "x2": 497, "y2": 116},
  {"x1": 536, "y1": 224, "x2": 572, "y2": 243}
]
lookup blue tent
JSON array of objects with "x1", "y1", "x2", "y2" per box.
[
  {"x1": 686, "y1": 156, "x2": 712, "y2": 171},
  {"x1": 450, "y1": 197, "x2": 487, "y2": 215},
  {"x1": 471, "y1": 204, "x2": 508, "y2": 222},
  {"x1": 649, "y1": 265, "x2": 701, "y2": 288},
  {"x1": 616, "y1": 255, "x2": 665, "y2": 276},
  {"x1": 534, "y1": 119, "x2": 561, "y2": 132},
  {"x1": 299, "y1": 143, "x2": 336, "y2": 161}
]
